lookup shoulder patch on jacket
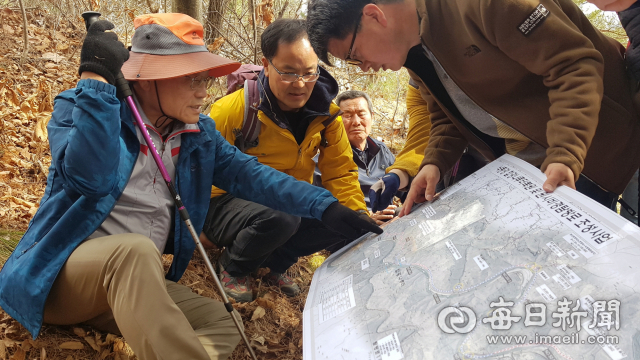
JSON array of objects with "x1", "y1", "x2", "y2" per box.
[
  {"x1": 464, "y1": 45, "x2": 481, "y2": 57},
  {"x1": 518, "y1": 4, "x2": 550, "y2": 37}
]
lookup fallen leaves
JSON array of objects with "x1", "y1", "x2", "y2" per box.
[
  {"x1": 20, "y1": 340, "x2": 30, "y2": 352},
  {"x1": 0, "y1": 323, "x2": 134, "y2": 360},
  {"x1": 58, "y1": 342, "x2": 83, "y2": 350},
  {"x1": 34, "y1": 114, "x2": 49, "y2": 142},
  {"x1": 11, "y1": 346, "x2": 24, "y2": 360},
  {"x1": 250, "y1": 306, "x2": 266, "y2": 321},
  {"x1": 255, "y1": 0, "x2": 275, "y2": 26},
  {"x1": 70, "y1": 328, "x2": 84, "y2": 338},
  {"x1": 124, "y1": 8, "x2": 136, "y2": 23},
  {"x1": 255, "y1": 291, "x2": 277, "y2": 310},
  {"x1": 0, "y1": 196, "x2": 34, "y2": 209},
  {"x1": 84, "y1": 336, "x2": 99, "y2": 352},
  {"x1": 0, "y1": 7, "x2": 78, "y2": 231}
]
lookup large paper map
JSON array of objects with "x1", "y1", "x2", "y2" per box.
[{"x1": 303, "y1": 155, "x2": 640, "y2": 360}]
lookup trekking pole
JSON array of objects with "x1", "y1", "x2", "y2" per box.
[{"x1": 81, "y1": 12, "x2": 259, "y2": 360}]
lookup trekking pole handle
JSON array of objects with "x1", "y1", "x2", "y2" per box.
[{"x1": 81, "y1": 11, "x2": 101, "y2": 29}]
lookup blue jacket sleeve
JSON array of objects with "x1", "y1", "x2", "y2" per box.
[
  {"x1": 48, "y1": 79, "x2": 122, "y2": 199},
  {"x1": 210, "y1": 129, "x2": 337, "y2": 220}
]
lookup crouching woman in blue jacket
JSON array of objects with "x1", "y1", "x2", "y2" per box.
[{"x1": 0, "y1": 13, "x2": 381, "y2": 360}]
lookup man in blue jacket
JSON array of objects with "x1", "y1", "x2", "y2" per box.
[{"x1": 0, "y1": 13, "x2": 381, "y2": 360}]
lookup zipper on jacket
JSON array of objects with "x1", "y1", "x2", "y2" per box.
[
  {"x1": 272, "y1": 127, "x2": 305, "y2": 169},
  {"x1": 420, "y1": 43, "x2": 542, "y2": 150},
  {"x1": 15, "y1": 241, "x2": 39, "y2": 259},
  {"x1": 409, "y1": 43, "x2": 507, "y2": 160}
]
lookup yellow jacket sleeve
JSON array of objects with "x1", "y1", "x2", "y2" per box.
[
  {"x1": 386, "y1": 82, "x2": 432, "y2": 178},
  {"x1": 208, "y1": 90, "x2": 246, "y2": 198}
]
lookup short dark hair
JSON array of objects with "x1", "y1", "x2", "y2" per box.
[
  {"x1": 261, "y1": 19, "x2": 308, "y2": 61},
  {"x1": 307, "y1": 0, "x2": 402, "y2": 65},
  {"x1": 307, "y1": 0, "x2": 369, "y2": 65},
  {"x1": 335, "y1": 90, "x2": 373, "y2": 114}
]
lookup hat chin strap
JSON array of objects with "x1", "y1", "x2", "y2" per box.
[{"x1": 154, "y1": 81, "x2": 178, "y2": 130}]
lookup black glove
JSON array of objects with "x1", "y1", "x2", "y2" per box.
[
  {"x1": 369, "y1": 173, "x2": 401, "y2": 212},
  {"x1": 79, "y1": 20, "x2": 129, "y2": 85},
  {"x1": 321, "y1": 202, "x2": 383, "y2": 239}
]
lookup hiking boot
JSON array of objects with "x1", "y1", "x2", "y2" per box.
[
  {"x1": 218, "y1": 264, "x2": 253, "y2": 303},
  {"x1": 262, "y1": 272, "x2": 301, "y2": 297}
]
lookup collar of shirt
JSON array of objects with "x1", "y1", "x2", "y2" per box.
[{"x1": 352, "y1": 139, "x2": 370, "y2": 165}]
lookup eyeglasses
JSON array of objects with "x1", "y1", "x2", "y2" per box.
[
  {"x1": 345, "y1": 14, "x2": 363, "y2": 66},
  {"x1": 268, "y1": 60, "x2": 320, "y2": 83},
  {"x1": 186, "y1": 75, "x2": 215, "y2": 90}
]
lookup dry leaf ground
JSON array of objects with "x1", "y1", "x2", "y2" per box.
[{"x1": 0, "y1": 7, "x2": 326, "y2": 360}]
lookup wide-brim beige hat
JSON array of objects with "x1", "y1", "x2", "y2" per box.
[{"x1": 121, "y1": 13, "x2": 240, "y2": 81}]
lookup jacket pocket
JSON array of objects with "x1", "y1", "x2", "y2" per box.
[
  {"x1": 600, "y1": 95, "x2": 635, "y2": 137},
  {"x1": 305, "y1": 136, "x2": 321, "y2": 157}
]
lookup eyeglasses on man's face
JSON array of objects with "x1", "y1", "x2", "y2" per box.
[
  {"x1": 268, "y1": 60, "x2": 320, "y2": 83},
  {"x1": 345, "y1": 14, "x2": 363, "y2": 66},
  {"x1": 185, "y1": 75, "x2": 215, "y2": 90}
]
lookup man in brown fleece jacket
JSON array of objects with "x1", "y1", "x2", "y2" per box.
[{"x1": 306, "y1": 0, "x2": 640, "y2": 213}]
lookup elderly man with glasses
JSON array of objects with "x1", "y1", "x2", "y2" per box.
[{"x1": 200, "y1": 18, "x2": 375, "y2": 302}]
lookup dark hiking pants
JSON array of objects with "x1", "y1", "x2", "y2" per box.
[{"x1": 201, "y1": 194, "x2": 354, "y2": 276}]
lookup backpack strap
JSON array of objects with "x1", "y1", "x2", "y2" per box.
[
  {"x1": 319, "y1": 110, "x2": 342, "y2": 147},
  {"x1": 233, "y1": 79, "x2": 261, "y2": 152}
]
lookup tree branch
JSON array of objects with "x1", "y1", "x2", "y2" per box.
[
  {"x1": 18, "y1": 0, "x2": 28, "y2": 65},
  {"x1": 248, "y1": 0, "x2": 258, "y2": 63}
]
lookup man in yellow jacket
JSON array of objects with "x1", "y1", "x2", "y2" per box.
[{"x1": 200, "y1": 19, "x2": 372, "y2": 302}]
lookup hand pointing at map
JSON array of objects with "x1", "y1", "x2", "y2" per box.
[
  {"x1": 401, "y1": 162, "x2": 576, "y2": 217},
  {"x1": 399, "y1": 164, "x2": 440, "y2": 217}
]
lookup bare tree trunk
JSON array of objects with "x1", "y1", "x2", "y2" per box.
[
  {"x1": 205, "y1": 0, "x2": 226, "y2": 44},
  {"x1": 293, "y1": 0, "x2": 303, "y2": 19},
  {"x1": 173, "y1": 0, "x2": 201, "y2": 22},
  {"x1": 277, "y1": 0, "x2": 289, "y2": 19},
  {"x1": 147, "y1": 0, "x2": 160, "y2": 13},
  {"x1": 248, "y1": 0, "x2": 257, "y2": 63},
  {"x1": 18, "y1": 0, "x2": 28, "y2": 65}
]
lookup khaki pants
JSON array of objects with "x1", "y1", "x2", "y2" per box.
[{"x1": 43, "y1": 234, "x2": 241, "y2": 360}]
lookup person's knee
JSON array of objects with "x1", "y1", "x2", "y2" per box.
[
  {"x1": 114, "y1": 234, "x2": 161, "y2": 267},
  {"x1": 125, "y1": 234, "x2": 158, "y2": 252},
  {"x1": 194, "y1": 307, "x2": 242, "y2": 359},
  {"x1": 256, "y1": 211, "x2": 301, "y2": 240},
  {"x1": 272, "y1": 212, "x2": 301, "y2": 238}
]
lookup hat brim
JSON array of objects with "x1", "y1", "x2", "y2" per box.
[{"x1": 122, "y1": 51, "x2": 241, "y2": 81}]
